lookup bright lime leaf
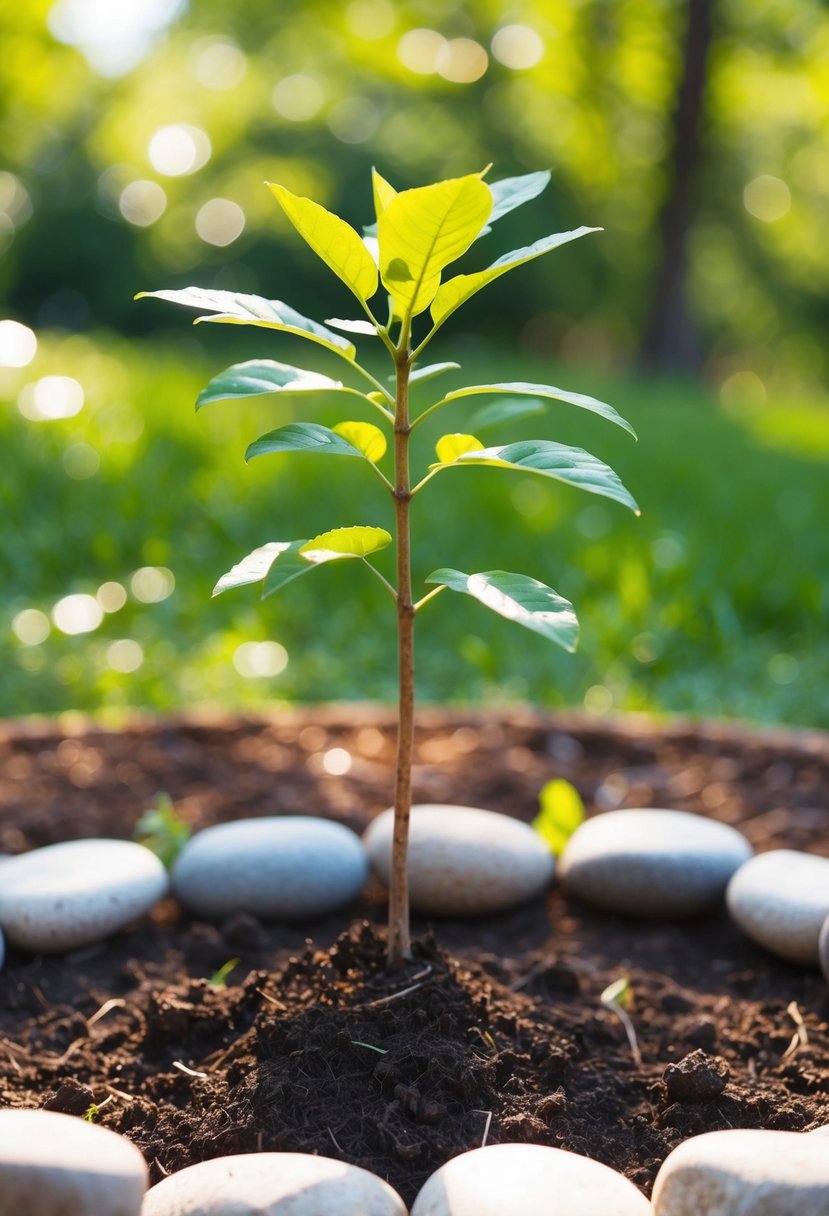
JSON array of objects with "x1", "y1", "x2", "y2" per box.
[
  {"x1": 372, "y1": 167, "x2": 397, "y2": 221},
  {"x1": 136, "y1": 288, "x2": 356, "y2": 360},
  {"x1": 431, "y1": 228, "x2": 600, "y2": 329},
  {"x1": 268, "y1": 183, "x2": 379, "y2": 305},
  {"x1": 301, "y1": 525, "x2": 391, "y2": 561},
  {"x1": 425, "y1": 568, "x2": 579, "y2": 652},
  {"x1": 486, "y1": 171, "x2": 552, "y2": 225},
  {"x1": 378, "y1": 173, "x2": 492, "y2": 319},
  {"x1": 196, "y1": 360, "x2": 367, "y2": 409},
  {"x1": 467, "y1": 397, "x2": 545, "y2": 433},
  {"x1": 246, "y1": 423, "x2": 368, "y2": 463},
  {"x1": 434, "y1": 433, "x2": 482, "y2": 464},
  {"x1": 433, "y1": 439, "x2": 640, "y2": 514},
  {"x1": 333, "y1": 420, "x2": 387, "y2": 461},
  {"x1": 532, "y1": 779, "x2": 585, "y2": 855},
  {"x1": 325, "y1": 317, "x2": 377, "y2": 335},
  {"x1": 436, "y1": 382, "x2": 636, "y2": 439},
  {"x1": 410, "y1": 361, "x2": 461, "y2": 385}
]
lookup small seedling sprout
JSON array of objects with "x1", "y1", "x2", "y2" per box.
[
  {"x1": 532, "y1": 778, "x2": 585, "y2": 856},
  {"x1": 138, "y1": 168, "x2": 639, "y2": 968},
  {"x1": 134, "y1": 792, "x2": 191, "y2": 870},
  {"x1": 600, "y1": 976, "x2": 641, "y2": 1065},
  {"x1": 208, "y1": 958, "x2": 241, "y2": 989}
]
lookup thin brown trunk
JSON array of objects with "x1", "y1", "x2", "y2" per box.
[
  {"x1": 387, "y1": 348, "x2": 413, "y2": 968},
  {"x1": 640, "y1": 0, "x2": 714, "y2": 371}
]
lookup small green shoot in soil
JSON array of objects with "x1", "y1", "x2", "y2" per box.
[
  {"x1": 600, "y1": 976, "x2": 641, "y2": 1064},
  {"x1": 208, "y1": 958, "x2": 241, "y2": 989},
  {"x1": 139, "y1": 167, "x2": 639, "y2": 968},
  {"x1": 82, "y1": 1103, "x2": 99, "y2": 1123},
  {"x1": 532, "y1": 779, "x2": 585, "y2": 855},
  {"x1": 134, "y1": 792, "x2": 191, "y2": 869}
]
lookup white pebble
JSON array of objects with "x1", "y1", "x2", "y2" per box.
[
  {"x1": 727, "y1": 850, "x2": 829, "y2": 965},
  {"x1": 411, "y1": 1143, "x2": 651, "y2": 1215},
  {"x1": 364, "y1": 805, "x2": 554, "y2": 916},
  {"x1": 172, "y1": 817, "x2": 368, "y2": 920},
  {"x1": 0, "y1": 928, "x2": 4, "y2": 969},
  {"x1": 652, "y1": 1128, "x2": 829, "y2": 1215},
  {"x1": 141, "y1": 1152, "x2": 406, "y2": 1215},
  {"x1": 0, "y1": 839, "x2": 168, "y2": 953},
  {"x1": 0, "y1": 1108, "x2": 148, "y2": 1215},
  {"x1": 559, "y1": 809, "x2": 752, "y2": 917}
]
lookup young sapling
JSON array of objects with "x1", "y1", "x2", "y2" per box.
[{"x1": 139, "y1": 167, "x2": 639, "y2": 968}]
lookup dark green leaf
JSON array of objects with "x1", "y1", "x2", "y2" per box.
[
  {"x1": 196, "y1": 360, "x2": 368, "y2": 409},
  {"x1": 246, "y1": 423, "x2": 366, "y2": 463},
  {"x1": 425, "y1": 568, "x2": 579, "y2": 651},
  {"x1": 437, "y1": 382, "x2": 636, "y2": 438},
  {"x1": 467, "y1": 397, "x2": 545, "y2": 433}
]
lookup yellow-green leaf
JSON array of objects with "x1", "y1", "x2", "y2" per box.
[
  {"x1": 333, "y1": 421, "x2": 387, "y2": 462},
  {"x1": 268, "y1": 183, "x2": 379, "y2": 306},
  {"x1": 434, "y1": 433, "x2": 482, "y2": 464},
  {"x1": 430, "y1": 228, "x2": 600, "y2": 330},
  {"x1": 378, "y1": 173, "x2": 492, "y2": 320},
  {"x1": 372, "y1": 167, "x2": 397, "y2": 221},
  {"x1": 300, "y1": 525, "x2": 391, "y2": 561},
  {"x1": 532, "y1": 779, "x2": 585, "y2": 856}
]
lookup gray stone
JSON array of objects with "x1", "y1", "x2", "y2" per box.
[
  {"x1": 171, "y1": 817, "x2": 368, "y2": 920},
  {"x1": 0, "y1": 839, "x2": 168, "y2": 953},
  {"x1": 0, "y1": 1107, "x2": 148, "y2": 1215},
  {"x1": 727, "y1": 849, "x2": 829, "y2": 965},
  {"x1": 363, "y1": 805, "x2": 554, "y2": 916},
  {"x1": 652, "y1": 1128, "x2": 829, "y2": 1215},
  {"x1": 817, "y1": 910, "x2": 829, "y2": 982},
  {"x1": 559, "y1": 808, "x2": 752, "y2": 918},
  {"x1": 0, "y1": 927, "x2": 4, "y2": 969},
  {"x1": 411, "y1": 1143, "x2": 651, "y2": 1215},
  {"x1": 141, "y1": 1152, "x2": 406, "y2": 1215}
]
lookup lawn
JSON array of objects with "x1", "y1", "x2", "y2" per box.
[{"x1": 3, "y1": 327, "x2": 828, "y2": 728}]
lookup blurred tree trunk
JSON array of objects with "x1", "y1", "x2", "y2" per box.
[{"x1": 640, "y1": 0, "x2": 715, "y2": 372}]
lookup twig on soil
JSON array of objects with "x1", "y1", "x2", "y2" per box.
[
  {"x1": 255, "y1": 988, "x2": 287, "y2": 1011},
  {"x1": 56, "y1": 1037, "x2": 87, "y2": 1065},
  {"x1": 600, "y1": 978, "x2": 642, "y2": 1066},
  {"x1": 472, "y1": 1109, "x2": 493, "y2": 1147},
  {"x1": 104, "y1": 1084, "x2": 134, "y2": 1102},
  {"x1": 87, "y1": 998, "x2": 127, "y2": 1027},
  {"x1": 357, "y1": 966, "x2": 434, "y2": 1009},
  {"x1": 327, "y1": 1127, "x2": 345, "y2": 1154},
  {"x1": 172, "y1": 1060, "x2": 208, "y2": 1078},
  {"x1": 781, "y1": 1001, "x2": 809, "y2": 1062}
]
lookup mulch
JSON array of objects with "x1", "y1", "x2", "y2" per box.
[{"x1": 1, "y1": 706, "x2": 828, "y2": 1206}]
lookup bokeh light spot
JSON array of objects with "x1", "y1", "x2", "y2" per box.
[
  {"x1": 53, "y1": 594, "x2": 104, "y2": 635},
  {"x1": 191, "y1": 38, "x2": 247, "y2": 90},
  {"x1": 491, "y1": 24, "x2": 545, "y2": 69},
  {"x1": 148, "y1": 124, "x2": 211, "y2": 177},
  {"x1": 63, "y1": 442, "x2": 100, "y2": 479},
  {"x1": 743, "y1": 175, "x2": 791, "y2": 223},
  {"x1": 195, "y1": 198, "x2": 246, "y2": 247},
  {"x1": 272, "y1": 75, "x2": 325, "y2": 122},
  {"x1": 232, "y1": 641, "x2": 289, "y2": 678},
  {"x1": 119, "y1": 179, "x2": 167, "y2": 227},
  {"x1": 18, "y1": 375, "x2": 84, "y2": 422},
  {"x1": 397, "y1": 28, "x2": 446, "y2": 75},
  {"x1": 768, "y1": 653, "x2": 799, "y2": 685},
  {"x1": 130, "y1": 566, "x2": 175, "y2": 603},
  {"x1": 584, "y1": 684, "x2": 613, "y2": 715},
  {"x1": 0, "y1": 320, "x2": 37, "y2": 368},
  {"x1": 437, "y1": 38, "x2": 489, "y2": 83},
  {"x1": 107, "y1": 639, "x2": 145, "y2": 673},
  {"x1": 322, "y1": 747, "x2": 352, "y2": 776},
  {"x1": 345, "y1": 0, "x2": 395, "y2": 39},
  {"x1": 12, "y1": 609, "x2": 50, "y2": 646},
  {"x1": 327, "y1": 97, "x2": 381, "y2": 144},
  {"x1": 97, "y1": 581, "x2": 127, "y2": 612}
]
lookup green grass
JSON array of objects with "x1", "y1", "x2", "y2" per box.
[{"x1": 2, "y1": 328, "x2": 828, "y2": 728}]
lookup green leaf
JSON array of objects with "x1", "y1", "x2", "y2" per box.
[
  {"x1": 532, "y1": 779, "x2": 585, "y2": 856},
  {"x1": 301, "y1": 525, "x2": 391, "y2": 560},
  {"x1": 431, "y1": 228, "x2": 600, "y2": 329},
  {"x1": 332, "y1": 420, "x2": 387, "y2": 461},
  {"x1": 434, "y1": 433, "x2": 482, "y2": 463},
  {"x1": 372, "y1": 167, "x2": 397, "y2": 221},
  {"x1": 136, "y1": 288, "x2": 356, "y2": 360},
  {"x1": 410, "y1": 361, "x2": 461, "y2": 385},
  {"x1": 425, "y1": 568, "x2": 579, "y2": 652},
  {"x1": 245, "y1": 422, "x2": 369, "y2": 463},
  {"x1": 435, "y1": 382, "x2": 636, "y2": 439},
  {"x1": 325, "y1": 317, "x2": 377, "y2": 335},
  {"x1": 196, "y1": 360, "x2": 368, "y2": 409},
  {"x1": 268, "y1": 183, "x2": 379, "y2": 306},
  {"x1": 213, "y1": 528, "x2": 392, "y2": 600},
  {"x1": 467, "y1": 397, "x2": 545, "y2": 433},
  {"x1": 432, "y1": 439, "x2": 640, "y2": 514},
  {"x1": 378, "y1": 173, "x2": 492, "y2": 319},
  {"x1": 486, "y1": 171, "x2": 552, "y2": 225}
]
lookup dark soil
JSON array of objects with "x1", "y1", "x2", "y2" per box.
[{"x1": 1, "y1": 707, "x2": 829, "y2": 1207}]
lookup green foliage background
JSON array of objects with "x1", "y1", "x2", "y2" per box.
[{"x1": 2, "y1": 0, "x2": 828, "y2": 727}]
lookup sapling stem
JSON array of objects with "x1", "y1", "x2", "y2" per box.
[{"x1": 388, "y1": 340, "x2": 414, "y2": 968}]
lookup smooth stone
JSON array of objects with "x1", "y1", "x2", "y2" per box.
[
  {"x1": 817, "y1": 909, "x2": 829, "y2": 981},
  {"x1": 0, "y1": 1108, "x2": 148, "y2": 1215},
  {"x1": 559, "y1": 808, "x2": 752, "y2": 917},
  {"x1": 652, "y1": 1128, "x2": 829, "y2": 1215},
  {"x1": 171, "y1": 817, "x2": 368, "y2": 920},
  {"x1": 411, "y1": 1143, "x2": 651, "y2": 1215},
  {"x1": 141, "y1": 1152, "x2": 406, "y2": 1215},
  {"x1": 0, "y1": 927, "x2": 4, "y2": 968},
  {"x1": 363, "y1": 805, "x2": 554, "y2": 916},
  {"x1": 727, "y1": 849, "x2": 829, "y2": 965},
  {"x1": 0, "y1": 839, "x2": 168, "y2": 953}
]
